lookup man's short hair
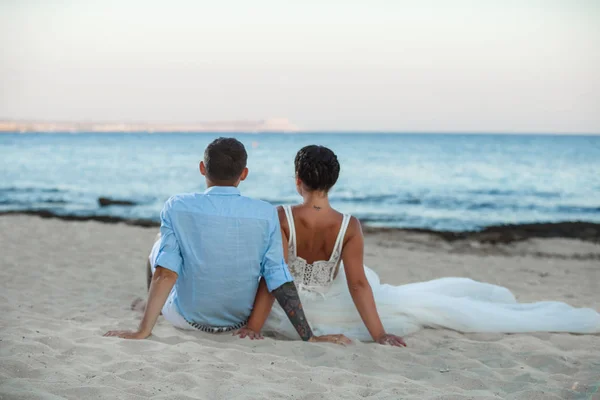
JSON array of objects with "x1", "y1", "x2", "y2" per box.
[{"x1": 204, "y1": 138, "x2": 248, "y2": 183}]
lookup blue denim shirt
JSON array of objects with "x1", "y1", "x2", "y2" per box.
[{"x1": 154, "y1": 186, "x2": 293, "y2": 327}]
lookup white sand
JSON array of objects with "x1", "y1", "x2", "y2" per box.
[{"x1": 1, "y1": 215, "x2": 599, "y2": 400}]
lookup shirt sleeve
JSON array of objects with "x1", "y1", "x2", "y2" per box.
[
  {"x1": 261, "y1": 207, "x2": 293, "y2": 292},
  {"x1": 154, "y1": 198, "x2": 183, "y2": 276}
]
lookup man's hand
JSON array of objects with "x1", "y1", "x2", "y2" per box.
[
  {"x1": 375, "y1": 333, "x2": 407, "y2": 347},
  {"x1": 234, "y1": 327, "x2": 264, "y2": 340},
  {"x1": 309, "y1": 334, "x2": 352, "y2": 345},
  {"x1": 103, "y1": 330, "x2": 150, "y2": 340}
]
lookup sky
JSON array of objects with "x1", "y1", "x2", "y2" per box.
[{"x1": 0, "y1": 0, "x2": 599, "y2": 133}]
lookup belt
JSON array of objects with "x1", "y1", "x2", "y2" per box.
[{"x1": 185, "y1": 319, "x2": 247, "y2": 333}]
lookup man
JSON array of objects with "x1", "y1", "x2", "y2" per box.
[{"x1": 104, "y1": 138, "x2": 350, "y2": 345}]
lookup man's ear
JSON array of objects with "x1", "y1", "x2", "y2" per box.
[
  {"x1": 239, "y1": 167, "x2": 249, "y2": 181},
  {"x1": 199, "y1": 161, "x2": 206, "y2": 176}
]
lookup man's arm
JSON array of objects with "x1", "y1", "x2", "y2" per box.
[
  {"x1": 105, "y1": 266, "x2": 177, "y2": 339},
  {"x1": 104, "y1": 198, "x2": 184, "y2": 340}
]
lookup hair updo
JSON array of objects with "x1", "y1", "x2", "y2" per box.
[{"x1": 294, "y1": 145, "x2": 340, "y2": 192}]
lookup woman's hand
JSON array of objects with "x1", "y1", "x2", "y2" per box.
[
  {"x1": 103, "y1": 330, "x2": 150, "y2": 340},
  {"x1": 375, "y1": 333, "x2": 406, "y2": 347}
]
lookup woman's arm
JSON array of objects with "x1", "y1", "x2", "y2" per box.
[
  {"x1": 342, "y1": 217, "x2": 406, "y2": 347},
  {"x1": 236, "y1": 218, "x2": 288, "y2": 339},
  {"x1": 239, "y1": 278, "x2": 275, "y2": 339}
]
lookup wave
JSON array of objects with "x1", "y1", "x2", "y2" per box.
[
  {"x1": 0, "y1": 187, "x2": 64, "y2": 194},
  {"x1": 334, "y1": 194, "x2": 422, "y2": 205},
  {"x1": 0, "y1": 199, "x2": 67, "y2": 205},
  {"x1": 465, "y1": 189, "x2": 561, "y2": 198},
  {"x1": 261, "y1": 194, "x2": 421, "y2": 206},
  {"x1": 259, "y1": 198, "x2": 296, "y2": 205},
  {"x1": 331, "y1": 194, "x2": 401, "y2": 203},
  {"x1": 555, "y1": 205, "x2": 600, "y2": 214}
]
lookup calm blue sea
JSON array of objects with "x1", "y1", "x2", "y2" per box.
[{"x1": 1, "y1": 133, "x2": 599, "y2": 231}]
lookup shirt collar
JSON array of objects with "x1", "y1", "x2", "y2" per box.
[{"x1": 203, "y1": 186, "x2": 241, "y2": 196}]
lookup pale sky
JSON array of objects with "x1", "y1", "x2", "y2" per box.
[{"x1": 1, "y1": 0, "x2": 599, "y2": 133}]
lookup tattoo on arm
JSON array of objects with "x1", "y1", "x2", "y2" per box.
[{"x1": 272, "y1": 282, "x2": 313, "y2": 341}]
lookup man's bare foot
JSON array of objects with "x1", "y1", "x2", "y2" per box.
[{"x1": 130, "y1": 297, "x2": 146, "y2": 312}]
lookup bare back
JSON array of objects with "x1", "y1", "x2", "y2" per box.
[
  {"x1": 279, "y1": 205, "x2": 346, "y2": 263},
  {"x1": 278, "y1": 205, "x2": 360, "y2": 292}
]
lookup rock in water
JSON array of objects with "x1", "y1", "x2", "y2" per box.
[{"x1": 98, "y1": 197, "x2": 136, "y2": 207}]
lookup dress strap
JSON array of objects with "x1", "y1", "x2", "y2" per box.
[
  {"x1": 328, "y1": 214, "x2": 351, "y2": 263},
  {"x1": 282, "y1": 205, "x2": 297, "y2": 256}
]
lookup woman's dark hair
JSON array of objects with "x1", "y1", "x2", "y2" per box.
[{"x1": 295, "y1": 145, "x2": 340, "y2": 192}]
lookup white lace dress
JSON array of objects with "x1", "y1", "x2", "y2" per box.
[{"x1": 263, "y1": 206, "x2": 600, "y2": 340}]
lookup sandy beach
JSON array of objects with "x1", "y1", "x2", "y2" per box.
[{"x1": 1, "y1": 215, "x2": 599, "y2": 400}]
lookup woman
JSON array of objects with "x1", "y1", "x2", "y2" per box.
[{"x1": 238, "y1": 145, "x2": 600, "y2": 343}]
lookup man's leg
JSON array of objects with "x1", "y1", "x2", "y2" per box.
[
  {"x1": 146, "y1": 258, "x2": 152, "y2": 291},
  {"x1": 132, "y1": 233, "x2": 161, "y2": 311},
  {"x1": 147, "y1": 232, "x2": 161, "y2": 290}
]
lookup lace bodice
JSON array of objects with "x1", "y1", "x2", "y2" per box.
[{"x1": 283, "y1": 205, "x2": 351, "y2": 294}]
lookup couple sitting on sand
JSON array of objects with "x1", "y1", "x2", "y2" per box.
[{"x1": 105, "y1": 138, "x2": 600, "y2": 344}]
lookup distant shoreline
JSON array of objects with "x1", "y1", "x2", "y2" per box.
[
  {"x1": 2, "y1": 209, "x2": 599, "y2": 244},
  {"x1": 0, "y1": 118, "x2": 299, "y2": 134},
  {"x1": 1, "y1": 120, "x2": 599, "y2": 136}
]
